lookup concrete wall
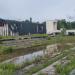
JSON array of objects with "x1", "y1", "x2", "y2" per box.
[
  {"x1": 0, "y1": 24, "x2": 9, "y2": 36},
  {"x1": 65, "y1": 30, "x2": 75, "y2": 35},
  {"x1": 0, "y1": 23, "x2": 18, "y2": 36},
  {"x1": 46, "y1": 20, "x2": 58, "y2": 34}
]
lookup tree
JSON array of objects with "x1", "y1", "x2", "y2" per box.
[{"x1": 57, "y1": 19, "x2": 67, "y2": 30}]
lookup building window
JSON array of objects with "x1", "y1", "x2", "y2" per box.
[{"x1": 53, "y1": 22, "x2": 56, "y2": 25}]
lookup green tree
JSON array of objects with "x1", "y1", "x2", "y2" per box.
[{"x1": 57, "y1": 19, "x2": 67, "y2": 30}]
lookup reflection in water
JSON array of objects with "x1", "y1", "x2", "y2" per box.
[
  {"x1": 2, "y1": 44, "x2": 60, "y2": 64},
  {"x1": 45, "y1": 44, "x2": 58, "y2": 56},
  {"x1": 10, "y1": 51, "x2": 44, "y2": 64}
]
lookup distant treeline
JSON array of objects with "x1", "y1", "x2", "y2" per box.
[{"x1": 57, "y1": 19, "x2": 75, "y2": 30}]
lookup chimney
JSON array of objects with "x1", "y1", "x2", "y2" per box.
[{"x1": 30, "y1": 17, "x2": 32, "y2": 23}]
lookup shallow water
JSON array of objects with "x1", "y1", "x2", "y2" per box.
[
  {"x1": 2, "y1": 42, "x2": 74, "y2": 65},
  {"x1": 2, "y1": 44, "x2": 59, "y2": 64}
]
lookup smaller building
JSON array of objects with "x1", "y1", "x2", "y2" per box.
[
  {"x1": 66, "y1": 30, "x2": 75, "y2": 35},
  {"x1": 46, "y1": 20, "x2": 61, "y2": 35}
]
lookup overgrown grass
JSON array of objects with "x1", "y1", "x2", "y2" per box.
[
  {"x1": 24, "y1": 47, "x2": 75, "y2": 75},
  {"x1": 1, "y1": 36, "x2": 75, "y2": 54},
  {"x1": 0, "y1": 63, "x2": 16, "y2": 75},
  {"x1": 0, "y1": 46, "x2": 14, "y2": 54},
  {"x1": 0, "y1": 36, "x2": 15, "y2": 40},
  {"x1": 55, "y1": 53, "x2": 75, "y2": 75},
  {"x1": 31, "y1": 36, "x2": 75, "y2": 47},
  {"x1": 0, "y1": 36, "x2": 75, "y2": 75},
  {"x1": 0, "y1": 46, "x2": 75, "y2": 75},
  {"x1": 24, "y1": 54, "x2": 64, "y2": 75},
  {"x1": 31, "y1": 34, "x2": 48, "y2": 37}
]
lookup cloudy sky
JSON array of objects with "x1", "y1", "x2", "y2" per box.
[{"x1": 0, "y1": 0, "x2": 75, "y2": 22}]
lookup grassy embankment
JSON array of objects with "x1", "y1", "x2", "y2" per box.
[
  {"x1": 55, "y1": 52, "x2": 75, "y2": 75},
  {"x1": 38, "y1": 48, "x2": 75, "y2": 75},
  {"x1": 22, "y1": 46, "x2": 75, "y2": 75},
  {"x1": 0, "y1": 35, "x2": 75, "y2": 75},
  {"x1": 0, "y1": 35, "x2": 75, "y2": 60},
  {"x1": 0, "y1": 43, "x2": 74, "y2": 75},
  {"x1": 0, "y1": 35, "x2": 75, "y2": 54},
  {"x1": 0, "y1": 36, "x2": 15, "y2": 40}
]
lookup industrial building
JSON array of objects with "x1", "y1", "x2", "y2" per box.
[
  {"x1": 0, "y1": 18, "x2": 66, "y2": 36},
  {"x1": 0, "y1": 18, "x2": 46, "y2": 36},
  {"x1": 46, "y1": 20, "x2": 61, "y2": 35}
]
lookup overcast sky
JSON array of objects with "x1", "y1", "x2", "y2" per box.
[{"x1": 0, "y1": 0, "x2": 75, "y2": 22}]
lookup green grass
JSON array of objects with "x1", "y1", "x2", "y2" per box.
[
  {"x1": 56, "y1": 61, "x2": 75, "y2": 75},
  {"x1": 55, "y1": 53, "x2": 75, "y2": 75},
  {"x1": 0, "y1": 36, "x2": 15, "y2": 40},
  {"x1": 1, "y1": 35, "x2": 75, "y2": 50},
  {"x1": 0, "y1": 46, "x2": 14, "y2": 54},
  {"x1": 0, "y1": 36, "x2": 75, "y2": 75},
  {"x1": 24, "y1": 54, "x2": 63, "y2": 74},
  {"x1": 31, "y1": 34, "x2": 48, "y2": 37},
  {"x1": 0, "y1": 46, "x2": 75, "y2": 75},
  {"x1": 0, "y1": 63, "x2": 16, "y2": 75},
  {"x1": 24, "y1": 47, "x2": 75, "y2": 75}
]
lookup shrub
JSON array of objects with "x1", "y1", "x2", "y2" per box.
[
  {"x1": 0, "y1": 36, "x2": 2, "y2": 39},
  {"x1": 55, "y1": 64, "x2": 63, "y2": 73},
  {"x1": 0, "y1": 63, "x2": 16, "y2": 75},
  {"x1": 47, "y1": 36, "x2": 51, "y2": 40},
  {"x1": 2, "y1": 47, "x2": 13, "y2": 54}
]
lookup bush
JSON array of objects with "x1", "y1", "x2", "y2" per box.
[
  {"x1": 2, "y1": 47, "x2": 13, "y2": 54},
  {"x1": 47, "y1": 36, "x2": 51, "y2": 40},
  {"x1": 55, "y1": 64, "x2": 63, "y2": 73},
  {"x1": 0, "y1": 63, "x2": 16, "y2": 75},
  {"x1": 0, "y1": 36, "x2": 2, "y2": 39}
]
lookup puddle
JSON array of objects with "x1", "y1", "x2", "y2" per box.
[
  {"x1": 2, "y1": 43, "x2": 74, "y2": 65},
  {"x1": 2, "y1": 44, "x2": 59, "y2": 64}
]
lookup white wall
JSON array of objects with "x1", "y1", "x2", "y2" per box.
[
  {"x1": 3, "y1": 24, "x2": 9, "y2": 36},
  {"x1": 0, "y1": 24, "x2": 9, "y2": 36},
  {"x1": 66, "y1": 30, "x2": 75, "y2": 35},
  {"x1": 46, "y1": 20, "x2": 58, "y2": 34}
]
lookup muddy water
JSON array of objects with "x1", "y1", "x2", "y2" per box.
[
  {"x1": 2, "y1": 43, "x2": 74, "y2": 65},
  {"x1": 2, "y1": 44, "x2": 60, "y2": 64}
]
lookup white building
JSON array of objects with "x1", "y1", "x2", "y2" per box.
[
  {"x1": 65, "y1": 30, "x2": 75, "y2": 35},
  {"x1": 46, "y1": 20, "x2": 61, "y2": 35}
]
